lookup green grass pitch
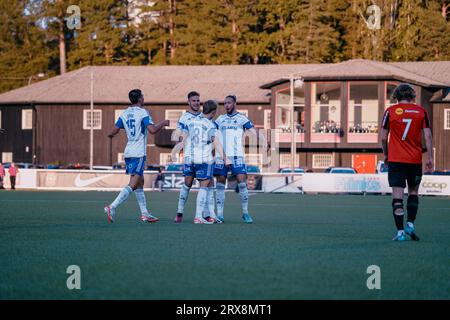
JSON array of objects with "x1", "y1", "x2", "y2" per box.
[{"x1": 0, "y1": 191, "x2": 449, "y2": 300}]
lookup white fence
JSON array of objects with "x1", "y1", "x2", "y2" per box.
[{"x1": 2, "y1": 169, "x2": 450, "y2": 196}]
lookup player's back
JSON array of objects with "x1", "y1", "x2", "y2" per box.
[
  {"x1": 184, "y1": 115, "x2": 215, "y2": 164},
  {"x1": 117, "y1": 106, "x2": 152, "y2": 158},
  {"x1": 382, "y1": 103, "x2": 430, "y2": 164}
]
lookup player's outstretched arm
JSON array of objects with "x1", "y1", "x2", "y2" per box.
[
  {"x1": 148, "y1": 120, "x2": 170, "y2": 134},
  {"x1": 171, "y1": 132, "x2": 187, "y2": 163},
  {"x1": 381, "y1": 128, "x2": 389, "y2": 164},
  {"x1": 108, "y1": 126, "x2": 121, "y2": 138},
  {"x1": 423, "y1": 127, "x2": 433, "y2": 172},
  {"x1": 212, "y1": 136, "x2": 226, "y2": 161}
]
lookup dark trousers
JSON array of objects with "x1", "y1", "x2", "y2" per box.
[
  {"x1": 10, "y1": 176, "x2": 16, "y2": 190},
  {"x1": 0, "y1": 176, "x2": 4, "y2": 189}
]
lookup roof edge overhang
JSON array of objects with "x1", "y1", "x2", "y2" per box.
[
  {"x1": 0, "y1": 100, "x2": 270, "y2": 106},
  {"x1": 260, "y1": 76, "x2": 449, "y2": 89}
]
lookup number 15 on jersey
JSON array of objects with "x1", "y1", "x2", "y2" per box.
[{"x1": 126, "y1": 119, "x2": 136, "y2": 137}]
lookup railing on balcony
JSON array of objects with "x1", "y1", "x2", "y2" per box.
[
  {"x1": 311, "y1": 121, "x2": 342, "y2": 143},
  {"x1": 347, "y1": 122, "x2": 379, "y2": 143},
  {"x1": 274, "y1": 127, "x2": 305, "y2": 143}
]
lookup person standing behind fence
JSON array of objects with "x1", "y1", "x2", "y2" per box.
[
  {"x1": 152, "y1": 167, "x2": 164, "y2": 191},
  {"x1": 8, "y1": 163, "x2": 19, "y2": 190},
  {"x1": 0, "y1": 163, "x2": 5, "y2": 189}
]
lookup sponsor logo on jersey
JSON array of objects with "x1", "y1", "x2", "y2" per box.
[
  {"x1": 405, "y1": 109, "x2": 420, "y2": 114},
  {"x1": 395, "y1": 108, "x2": 404, "y2": 115}
]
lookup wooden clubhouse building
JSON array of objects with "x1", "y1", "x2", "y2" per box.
[{"x1": 0, "y1": 59, "x2": 449, "y2": 172}]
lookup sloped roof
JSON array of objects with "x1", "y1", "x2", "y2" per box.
[
  {"x1": 390, "y1": 61, "x2": 450, "y2": 87},
  {"x1": 1, "y1": 60, "x2": 448, "y2": 105},
  {"x1": 289, "y1": 59, "x2": 450, "y2": 87},
  {"x1": 0, "y1": 64, "x2": 324, "y2": 105}
]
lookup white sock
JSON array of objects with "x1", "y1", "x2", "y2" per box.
[
  {"x1": 208, "y1": 187, "x2": 216, "y2": 218},
  {"x1": 111, "y1": 186, "x2": 133, "y2": 209},
  {"x1": 134, "y1": 188, "x2": 149, "y2": 215},
  {"x1": 195, "y1": 187, "x2": 208, "y2": 219},
  {"x1": 203, "y1": 187, "x2": 216, "y2": 218},
  {"x1": 177, "y1": 184, "x2": 191, "y2": 214},
  {"x1": 238, "y1": 182, "x2": 249, "y2": 215},
  {"x1": 216, "y1": 182, "x2": 225, "y2": 217}
]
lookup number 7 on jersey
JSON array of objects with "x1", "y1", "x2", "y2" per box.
[{"x1": 402, "y1": 118, "x2": 412, "y2": 141}]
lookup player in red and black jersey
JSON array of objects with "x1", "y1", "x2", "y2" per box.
[{"x1": 381, "y1": 83, "x2": 433, "y2": 241}]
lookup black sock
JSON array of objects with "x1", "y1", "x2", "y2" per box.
[
  {"x1": 392, "y1": 199, "x2": 404, "y2": 231},
  {"x1": 407, "y1": 195, "x2": 419, "y2": 223}
]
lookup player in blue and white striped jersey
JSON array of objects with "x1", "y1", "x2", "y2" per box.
[
  {"x1": 214, "y1": 95, "x2": 265, "y2": 224},
  {"x1": 173, "y1": 100, "x2": 223, "y2": 224},
  {"x1": 172, "y1": 91, "x2": 202, "y2": 223},
  {"x1": 104, "y1": 89, "x2": 169, "y2": 223}
]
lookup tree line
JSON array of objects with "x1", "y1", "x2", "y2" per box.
[{"x1": 0, "y1": 0, "x2": 449, "y2": 93}]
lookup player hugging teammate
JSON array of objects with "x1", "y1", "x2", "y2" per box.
[{"x1": 173, "y1": 93, "x2": 264, "y2": 224}]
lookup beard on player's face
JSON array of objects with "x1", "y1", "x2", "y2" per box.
[{"x1": 225, "y1": 101, "x2": 236, "y2": 114}]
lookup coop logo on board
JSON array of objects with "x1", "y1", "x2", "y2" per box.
[{"x1": 421, "y1": 181, "x2": 447, "y2": 190}]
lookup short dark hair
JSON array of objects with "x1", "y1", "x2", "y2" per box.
[
  {"x1": 187, "y1": 91, "x2": 200, "y2": 100},
  {"x1": 129, "y1": 89, "x2": 143, "y2": 104},
  {"x1": 225, "y1": 95, "x2": 237, "y2": 102},
  {"x1": 393, "y1": 84, "x2": 416, "y2": 101},
  {"x1": 203, "y1": 100, "x2": 218, "y2": 115}
]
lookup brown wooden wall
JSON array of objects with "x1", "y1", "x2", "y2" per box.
[
  {"x1": 432, "y1": 103, "x2": 450, "y2": 170},
  {"x1": 0, "y1": 105, "x2": 33, "y2": 163},
  {"x1": 5, "y1": 85, "x2": 444, "y2": 170},
  {"x1": 34, "y1": 103, "x2": 270, "y2": 167}
]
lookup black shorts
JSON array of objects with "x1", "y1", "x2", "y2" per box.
[{"x1": 388, "y1": 162, "x2": 422, "y2": 188}]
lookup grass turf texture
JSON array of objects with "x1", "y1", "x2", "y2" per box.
[{"x1": 0, "y1": 191, "x2": 449, "y2": 300}]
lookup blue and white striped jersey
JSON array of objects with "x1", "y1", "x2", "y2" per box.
[
  {"x1": 115, "y1": 106, "x2": 153, "y2": 158},
  {"x1": 214, "y1": 112, "x2": 254, "y2": 158},
  {"x1": 177, "y1": 111, "x2": 202, "y2": 132},
  {"x1": 181, "y1": 114, "x2": 216, "y2": 164}
]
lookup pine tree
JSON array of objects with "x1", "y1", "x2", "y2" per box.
[
  {"x1": 0, "y1": 0, "x2": 55, "y2": 93},
  {"x1": 64, "y1": 0, "x2": 129, "y2": 68},
  {"x1": 392, "y1": 0, "x2": 450, "y2": 60},
  {"x1": 288, "y1": 0, "x2": 340, "y2": 63}
]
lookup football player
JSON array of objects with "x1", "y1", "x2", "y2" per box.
[
  {"x1": 381, "y1": 83, "x2": 433, "y2": 241},
  {"x1": 104, "y1": 89, "x2": 169, "y2": 223}
]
